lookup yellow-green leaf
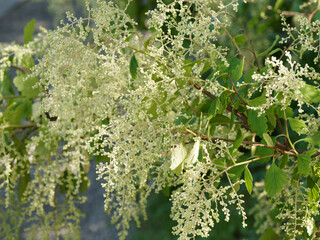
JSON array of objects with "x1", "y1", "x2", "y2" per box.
[
  {"x1": 288, "y1": 118, "x2": 307, "y2": 133},
  {"x1": 279, "y1": 154, "x2": 288, "y2": 169},
  {"x1": 259, "y1": 228, "x2": 280, "y2": 240},
  {"x1": 300, "y1": 84, "x2": 320, "y2": 103},
  {"x1": 130, "y1": 54, "x2": 138, "y2": 79},
  {"x1": 298, "y1": 153, "x2": 311, "y2": 177},
  {"x1": 263, "y1": 133, "x2": 274, "y2": 147},
  {"x1": 304, "y1": 132, "x2": 320, "y2": 146},
  {"x1": 13, "y1": 74, "x2": 40, "y2": 98},
  {"x1": 265, "y1": 162, "x2": 287, "y2": 198},
  {"x1": 248, "y1": 109, "x2": 267, "y2": 137},
  {"x1": 24, "y1": 19, "x2": 36, "y2": 44},
  {"x1": 234, "y1": 34, "x2": 245, "y2": 45},
  {"x1": 244, "y1": 166, "x2": 253, "y2": 194}
]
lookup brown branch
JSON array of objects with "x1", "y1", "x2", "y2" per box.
[
  {"x1": 226, "y1": 74, "x2": 248, "y2": 113},
  {"x1": 193, "y1": 82, "x2": 250, "y2": 129},
  {"x1": 10, "y1": 65, "x2": 32, "y2": 74},
  {"x1": 275, "y1": 114, "x2": 290, "y2": 150},
  {"x1": 277, "y1": 10, "x2": 308, "y2": 17},
  {"x1": 177, "y1": 130, "x2": 297, "y2": 157},
  {"x1": 208, "y1": 13, "x2": 255, "y2": 68},
  {"x1": 309, "y1": 8, "x2": 319, "y2": 23}
]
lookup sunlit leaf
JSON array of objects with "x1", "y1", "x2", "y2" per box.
[
  {"x1": 248, "y1": 109, "x2": 267, "y2": 137},
  {"x1": 265, "y1": 162, "x2": 287, "y2": 198},
  {"x1": 244, "y1": 167, "x2": 253, "y2": 194},
  {"x1": 24, "y1": 19, "x2": 36, "y2": 44},
  {"x1": 288, "y1": 118, "x2": 307, "y2": 133}
]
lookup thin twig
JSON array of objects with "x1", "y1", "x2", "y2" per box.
[
  {"x1": 208, "y1": 13, "x2": 255, "y2": 68},
  {"x1": 223, "y1": 12, "x2": 261, "y2": 71},
  {"x1": 226, "y1": 74, "x2": 248, "y2": 113},
  {"x1": 275, "y1": 114, "x2": 290, "y2": 150},
  {"x1": 11, "y1": 65, "x2": 32, "y2": 74},
  {"x1": 193, "y1": 82, "x2": 250, "y2": 129}
]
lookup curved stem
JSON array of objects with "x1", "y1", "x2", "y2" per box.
[
  {"x1": 226, "y1": 74, "x2": 248, "y2": 113},
  {"x1": 209, "y1": 14, "x2": 254, "y2": 68},
  {"x1": 192, "y1": 82, "x2": 249, "y2": 129},
  {"x1": 11, "y1": 65, "x2": 32, "y2": 74},
  {"x1": 223, "y1": 12, "x2": 261, "y2": 71},
  {"x1": 283, "y1": 110, "x2": 298, "y2": 155}
]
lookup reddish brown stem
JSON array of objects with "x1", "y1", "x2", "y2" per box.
[
  {"x1": 193, "y1": 82, "x2": 250, "y2": 129},
  {"x1": 226, "y1": 74, "x2": 248, "y2": 113},
  {"x1": 11, "y1": 65, "x2": 32, "y2": 74},
  {"x1": 223, "y1": 12, "x2": 261, "y2": 71},
  {"x1": 275, "y1": 114, "x2": 290, "y2": 150}
]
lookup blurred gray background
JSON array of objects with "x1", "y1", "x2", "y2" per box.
[{"x1": 0, "y1": 1, "x2": 118, "y2": 239}]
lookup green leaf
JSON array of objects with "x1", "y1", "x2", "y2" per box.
[
  {"x1": 21, "y1": 54, "x2": 35, "y2": 69},
  {"x1": 288, "y1": 118, "x2": 307, "y2": 133},
  {"x1": 18, "y1": 173, "x2": 31, "y2": 202},
  {"x1": 32, "y1": 101, "x2": 41, "y2": 120},
  {"x1": 35, "y1": 141, "x2": 50, "y2": 156},
  {"x1": 304, "y1": 132, "x2": 320, "y2": 146},
  {"x1": 265, "y1": 162, "x2": 287, "y2": 198},
  {"x1": 266, "y1": 107, "x2": 277, "y2": 128},
  {"x1": 248, "y1": 92, "x2": 266, "y2": 107},
  {"x1": 0, "y1": 70, "x2": 15, "y2": 96},
  {"x1": 145, "y1": 99, "x2": 158, "y2": 119},
  {"x1": 248, "y1": 109, "x2": 267, "y2": 137},
  {"x1": 228, "y1": 156, "x2": 247, "y2": 180},
  {"x1": 130, "y1": 54, "x2": 138, "y2": 79},
  {"x1": 244, "y1": 166, "x2": 253, "y2": 194},
  {"x1": 274, "y1": 0, "x2": 284, "y2": 11},
  {"x1": 13, "y1": 74, "x2": 40, "y2": 98},
  {"x1": 227, "y1": 57, "x2": 244, "y2": 82},
  {"x1": 95, "y1": 154, "x2": 111, "y2": 163},
  {"x1": 259, "y1": 228, "x2": 280, "y2": 240},
  {"x1": 234, "y1": 34, "x2": 245, "y2": 45},
  {"x1": 279, "y1": 154, "x2": 288, "y2": 169},
  {"x1": 300, "y1": 84, "x2": 320, "y2": 103},
  {"x1": 80, "y1": 174, "x2": 90, "y2": 194},
  {"x1": 256, "y1": 141, "x2": 274, "y2": 163},
  {"x1": 3, "y1": 101, "x2": 28, "y2": 125},
  {"x1": 228, "y1": 164, "x2": 246, "y2": 180},
  {"x1": 208, "y1": 98, "x2": 220, "y2": 118},
  {"x1": 263, "y1": 133, "x2": 274, "y2": 147},
  {"x1": 230, "y1": 110, "x2": 235, "y2": 129},
  {"x1": 257, "y1": 35, "x2": 279, "y2": 58},
  {"x1": 244, "y1": 67, "x2": 258, "y2": 83},
  {"x1": 209, "y1": 114, "x2": 230, "y2": 124},
  {"x1": 162, "y1": 186, "x2": 171, "y2": 197},
  {"x1": 268, "y1": 48, "x2": 282, "y2": 56},
  {"x1": 307, "y1": 177, "x2": 319, "y2": 202},
  {"x1": 233, "y1": 130, "x2": 243, "y2": 149},
  {"x1": 298, "y1": 153, "x2": 311, "y2": 177},
  {"x1": 143, "y1": 36, "x2": 153, "y2": 49},
  {"x1": 24, "y1": 19, "x2": 36, "y2": 44},
  {"x1": 274, "y1": 105, "x2": 293, "y2": 119}
]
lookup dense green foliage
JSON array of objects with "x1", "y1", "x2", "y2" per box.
[{"x1": 1, "y1": 0, "x2": 320, "y2": 239}]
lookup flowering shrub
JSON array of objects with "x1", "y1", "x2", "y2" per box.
[{"x1": 1, "y1": 0, "x2": 320, "y2": 239}]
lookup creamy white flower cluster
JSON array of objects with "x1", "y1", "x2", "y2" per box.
[
  {"x1": 281, "y1": 14, "x2": 320, "y2": 63},
  {"x1": 2, "y1": 0, "x2": 320, "y2": 239},
  {"x1": 250, "y1": 52, "x2": 320, "y2": 114}
]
